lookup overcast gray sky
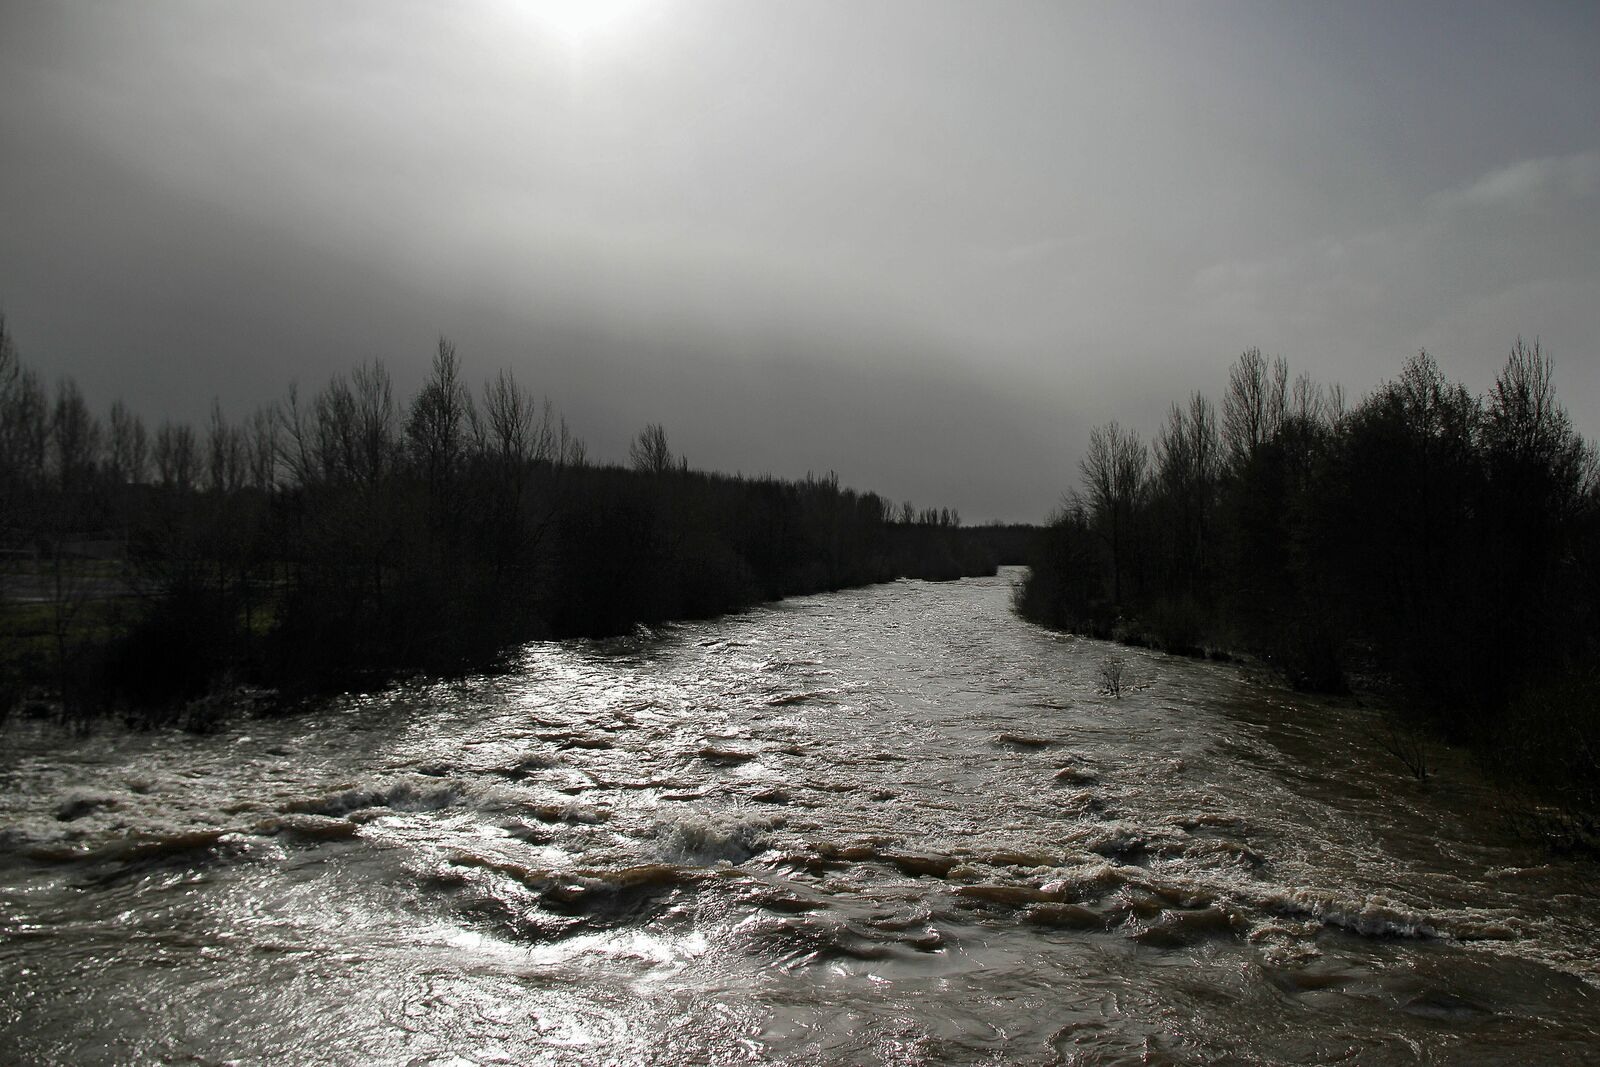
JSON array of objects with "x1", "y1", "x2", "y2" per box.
[{"x1": 2, "y1": 0, "x2": 1596, "y2": 521}]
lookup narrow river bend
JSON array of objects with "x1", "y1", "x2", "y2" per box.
[{"x1": 2, "y1": 569, "x2": 1596, "y2": 1064}]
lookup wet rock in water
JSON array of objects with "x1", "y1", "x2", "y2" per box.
[
  {"x1": 697, "y1": 746, "x2": 758, "y2": 765},
  {"x1": 887, "y1": 852, "x2": 959, "y2": 878},
  {"x1": 446, "y1": 851, "x2": 551, "y2": 888},
  {"x1": 1077, "y1": 825, "x2": 1150, "y2": 861},
  {"x1": 866, "y1": 908, "x2": 935, "y2": 932},
  {"x1": 1025, "y1": 902, "x2": 1105, "y2": 929},
  {"x1": 749, "y1": 891, "x2": 823, "y2": 914},
  {"x1": 982, "y1": 848, "x2": 1063, "y2": 869},
  {"x1": 743, "y1": 915, "x2": 892, "y2": 962},
  {"x1": 1401, "y1": 991, "x2": 1493, "y2": 1020},
  {"x1": 500, "y1": 819, "x2": 554, "y2": 844},
  {"x1": 811, "y1": 840, "x2": 883, "y2": 862},
  {"x1": 540, "y1": 864, "x2": 705, "y2": 917},
  {"x1": 528, "y1": 802, "x2": 607, "y2": 824},
  {"x1": 592, "y1": 862, "x2": 701, "y2": 891},
  {"x1": 751, "y1": 788, "x2": 791, "y2": 804},
  {"x1": 286, "y1": 779, "x2": 462, "y2": 818},
  {"x1": 765, "y1": 690, "x2": 833, "y2": 706},
  {"x1": 1170, "y1": 812, "x2": 1247, "y2": 833},
  {"x1": 1128, "y1": 904, "x2": 1244, "y2": 947},
  {"x1": 1106, "y1": 888, "x2": 1168, "y2": 922},
  {"x1": 55, "y1": 794, "x2": 117, "y2": 822},
  {"x1": 1186, "y1": 838, "x2": 1267, "y2": 869},
  {"x1": 559, "y1": 736, "x2": 613, "y2": 751},
  {"x1": 253, "y1": 813, "x2": 359, "y2": 841},
  {"x1": 1053, "y1": 765, "x2": 1097, "y2": 786},
  {"x1": 955, "y1": 883, "x2": 1062, "y2": 908},
  {"x1": 996, "y1": 732, "x2": 1056, "y2": 749},
  {"x1": 1263, "y1": 966, "x2": 1355, "y2": 994},
  {"x1": 1037, "y1": 860, "x2": 1128, "y2": 901},
  {"x1": 56, "y1": 828, "x2": 235, "y2": 866},
  {"x1": 496, "y1": 752, "x2": 561, "y2": 780}
]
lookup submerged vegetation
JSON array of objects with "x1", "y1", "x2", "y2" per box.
[
  {"x1": 1018, "y1": 342, "x2": 1600, "y2": 837},
  {"x1": 0, "y1": 318, "x2": 1021, "y2": 724}
]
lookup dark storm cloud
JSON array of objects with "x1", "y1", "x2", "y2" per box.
[{"x1": 2, "y1": 1, "x2": 1596, "y2": 520}]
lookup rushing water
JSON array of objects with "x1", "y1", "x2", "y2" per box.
[{"x1": 1, "y1": 569, "x2": 1596, "y2": 1065}]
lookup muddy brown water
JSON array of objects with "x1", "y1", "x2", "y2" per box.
[{"x1": 1, "y1": 569, "x2": 1596, "y2": 1064}]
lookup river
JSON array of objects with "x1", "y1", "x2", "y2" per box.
[{"x1": 1, "y1": 568, "x2": 1596, "y2": 1064}]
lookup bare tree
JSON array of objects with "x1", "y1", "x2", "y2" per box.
[
  {"x1": 246, "y1": 404, "x2": 278, "y2": 491},
  {"x1": 629, "y1": 422, "x2": 674, "y2": 475},
  {"x1": 0, "y1": 318, "x2": 25, "y2": 534},
  {"x1": 406, "y1": 337, "x2": 471, "y2": 485},
  {"x1": 206, "y1": 400, "x2": 247, "y2": 493},
  {"x1": 0, "y1": 323, "x2": 49, "y2": 523},
  {"x1": 1289, "y1": 372, "x2": 1326, "y2": 426},
  {"x1": 1378, "y1": 711, "x2": 1432, "y2": 781},
  {"x1": 0, "y1": 312, "x2": 16, "y2": 398},
  {"x1": 1325, "y1": 381, "x2": 1347, "y2": 426},
  {"x1": 51, "y1": 378, "x2": 103, "y2": 493},
  {"x1": 1078, "y1": 421, "x2": 1147, "y2": 604},
  {"x1": 350, "y1": 361, "x2": 396, "y2": 485},
  {"x1": 276, "y1": 383, "x2": 315, "y2": 488},
  {"x1": 555, "y1": 413, "x2": 587, "y2": 468},
  {"x1": 1098, "y1": 653, "x2": 1130, "y2": 697},
  {"x1": 4, "y1": 368, "x2": 50, "y2": 492},
  {"x1": 305, "y1": 362, "x2": 397, "y2": 488},
  {"x1": 475, "y1": 368, "x2": 545, "y2": 467},
  {"x1": 0, "y1": 313, "x2": 20, "y2": 467},
  {"x1": 107, "y1": 400, "x2": 149, "y2": 485},
  {"x1": 312, "y1": 373, "x2": 360, "y2": 484},
  {"x1": 154, "y1": 420, "x2": 198, "y2": 492},
  {"x1": 1222, "y1": 348, "x2": 1287, "y2": 469},
  {"x1": 1153, "y1": 392, "x2": 1220, "y2": 591},
  {"x1": 1485, "y1": 338, "x2": 1571, "y2": 466}
]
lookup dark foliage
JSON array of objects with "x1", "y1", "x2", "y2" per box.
[
  {"x1": 1019, "y1": 342, "x2": 1600, "y2": 822},
  {"x1": 0, "y1": 324, "x2": 999, "y2": 723}
]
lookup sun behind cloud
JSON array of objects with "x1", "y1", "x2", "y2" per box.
[{"x1": 513, "y1": 0, "x2": 655, "y2": 49}]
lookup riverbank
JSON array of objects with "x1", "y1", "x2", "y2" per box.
[
  {"x1": 2, "y1": 516, "x2": 1026, "y2": 731},
  {"x1": 1017, "y1": 346, "x2": 1600, "y2": 855},
  {"x1": 0, "y1": 327, "x2": 1032, "y2": 728}
]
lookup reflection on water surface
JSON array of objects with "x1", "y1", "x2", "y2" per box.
[{"x1": 2, "y1": 569, "x2": 1597, "y2": 1064}]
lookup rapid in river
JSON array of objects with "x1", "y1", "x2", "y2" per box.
[{"x1": 1, "y1": 569, "x2": 1596, "y2": 1064}]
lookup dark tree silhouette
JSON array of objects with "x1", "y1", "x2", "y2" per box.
[
  {"x1": 1018, "y1": 341, "x2": 1600, "y2": 832},
  {"x1": 629, "y1": 422, "x2": 674, "y2": 475},
  {"x1": 1077, "y1": 420, "x2": 1147, "y2": 604}
]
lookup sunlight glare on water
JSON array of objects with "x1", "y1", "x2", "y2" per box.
[{"x1": 1, "y1": 569, "x2": 1597, "y2": 1064}]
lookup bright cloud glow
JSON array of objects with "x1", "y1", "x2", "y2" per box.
[{"x1": 514, "y1": 0, "x2": 653, "y2": 49}]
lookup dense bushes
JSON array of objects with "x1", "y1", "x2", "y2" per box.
[
  {"x1": 1, "y1": 325, "x2": 1008, "y2": 720},
  {"x1": 1019, "y1": 342, "x2": 1599, "y2": 819}
]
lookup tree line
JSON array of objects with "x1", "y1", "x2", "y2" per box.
[
  {"x1": 1017, "y1": 343, "x2": 1600, "y2": 835},
  {"x1": 0, "y1": 317, "x2": 1008, "y2": 724}
]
